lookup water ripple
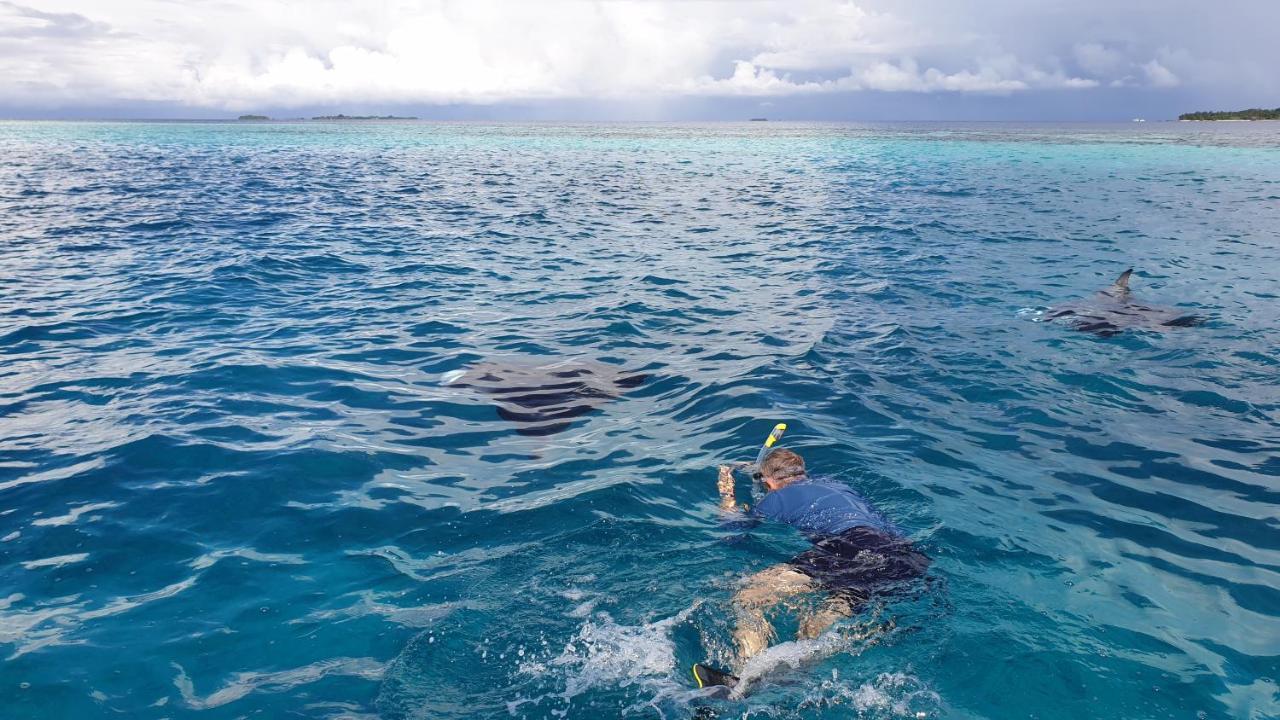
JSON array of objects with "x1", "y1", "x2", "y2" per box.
[{"x1": 1, "y1": 121, "x2": 1278, "y2": 719}]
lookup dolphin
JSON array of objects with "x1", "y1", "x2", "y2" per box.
[
  {"x1": 1045, "y1": 269, "x2": 1203, "y2": 337},
  {"x1": 441, "y1": 358, "x2": 648, "y2": 436}
]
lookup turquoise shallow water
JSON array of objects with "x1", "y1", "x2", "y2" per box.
[{"x1": 1, "y1": 121, "x2": 1278, "y2": 719}]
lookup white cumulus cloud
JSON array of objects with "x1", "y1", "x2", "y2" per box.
[
  {"x1": 0, "y1": 0, "x2": 1267, "y2": 111},
  {"x1": 1141, "y1": 59, "x2": 1180, "y2": 88}
]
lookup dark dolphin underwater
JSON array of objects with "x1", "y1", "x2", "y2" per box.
[
  {"x1": 1044, "y1": 268, "x2": 1205, "y2": 336},
  {"x1": 1, "y1": 121, "x2": 1279, "y2": 720}
]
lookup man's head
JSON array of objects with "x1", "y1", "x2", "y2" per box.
[{"x1": 759, "y1": 448, "x2": 806, "y2": 491}]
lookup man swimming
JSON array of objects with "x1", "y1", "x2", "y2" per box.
[{"x1": 692, "y1": 448, "x2": 929, "y2": 692}]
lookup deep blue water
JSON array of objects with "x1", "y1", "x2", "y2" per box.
[{"x1": 1, "y1": 121, "x2": 1278, "y2": 719}]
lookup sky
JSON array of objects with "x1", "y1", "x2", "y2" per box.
[{"x1": 1, "y1": 0, "x2": 1276, "y2": 121}]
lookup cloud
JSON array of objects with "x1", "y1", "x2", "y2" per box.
[
  {"x1": 855, "y1": 57, "x2": 1096, "y2": 94},
  {"x1": 692, "y1": 60, "x2": 825, "y2": 96},
  {"x1": 675, "y1": 53, "x2": 1096, "y2": 98},
  {"x1": 1141, "y1": 59, "x2": 1180, "y2": 88},
  {"x1": 1073, "y1": 42, "x2": 1126, "y2": 77},
  {"x1": 744, "y1": 2, "x2": 932, "y2": 70},
  {"x1": 0, "y1": 1, "x2": 108, "y2": 38},
  {"x1": 0, "y1": 0, "x2": 1269, "y2": 112},
  {"x1": 1070, "y1": 41, "x2": 1185, "y2": 89}
]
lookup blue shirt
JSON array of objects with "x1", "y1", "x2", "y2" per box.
[{"x1": 753, "y1": 478, "x2": 893, "y2": 538}]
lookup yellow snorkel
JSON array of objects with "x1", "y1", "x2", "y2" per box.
[{"x1": 751, "y1": 423, "x2": 787, "y2": 477}]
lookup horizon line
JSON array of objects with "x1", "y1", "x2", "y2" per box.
[{"x1": 0, "y1": 117, "x2": 1182, "y2": 123}]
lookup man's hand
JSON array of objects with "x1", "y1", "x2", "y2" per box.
[
  {"x1": 717, "y1": 464, "x2": 734, "y2": 492},
  {"x1": 718, "y1": 465, "x2": 739, "y2": 512}
]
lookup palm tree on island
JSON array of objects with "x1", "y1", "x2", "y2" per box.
[{"x1": 1179, "y1": 107, "x2": 1280, "y2": 121}]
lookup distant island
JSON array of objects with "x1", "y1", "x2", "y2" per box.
[
  {"x1": 237, "y1": 114, "x2": 269, "y2": 121},
  {"x1": 311, "y1": 114, "x2": 418, "y2": 120},
  {"x1": 1178, "y1": 107, "x2": 1280, "y2": 121}
]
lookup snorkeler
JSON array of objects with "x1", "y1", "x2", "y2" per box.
[{"x1": 692, "y1": 446, "x2": 930, "y2": 693}]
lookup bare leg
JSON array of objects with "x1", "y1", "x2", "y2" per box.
[
  {"x1": 731, "y1": 564, "x2": 815, "y2": 667},
  {"x1": 798, "y1": 596, "x2": 896, "y2": 651},
  {"x1": 797, "y1": 595, "x2": 851, "y2": 640}
]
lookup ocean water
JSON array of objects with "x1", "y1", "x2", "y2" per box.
[{"x1": 1, "y1": 120, "x2": 1278, "y2": 719}]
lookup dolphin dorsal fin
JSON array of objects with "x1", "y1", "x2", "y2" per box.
[{"x1": 1113, "y1": 268, "x2": 1133, "y2": 291}]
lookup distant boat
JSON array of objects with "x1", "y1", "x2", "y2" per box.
[
  {"x1": 749, "y1": 118, "x2": 768, "y2": 122},
  {"x1": 1131, "y1": 118, "x2": 1146, "y2": 123}
]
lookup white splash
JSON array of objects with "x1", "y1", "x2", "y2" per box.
[
  {"x1": 549, "y1": 603, "x2": 700, "y2": 701},
  {"x1": 836, "y1": 672, "x2": 941, "y2": 716},
  {"x1": 732, "y1": 619, "x2": 892, "y2": 698}
]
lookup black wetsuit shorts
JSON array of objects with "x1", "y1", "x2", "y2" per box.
[{"x1": 788, "y1": 526, "x2": 930, "y2": 605}]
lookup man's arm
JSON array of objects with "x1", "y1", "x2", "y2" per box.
[
  {"x1": 716, "y1": 461, "x2": 752, "y2": 512},
  {"x1": 717, "y1": 465, "x2": 737, "y2": 511},
  {"x1": 716, "y1": 465, "x2": 762, "y2": 534}
]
